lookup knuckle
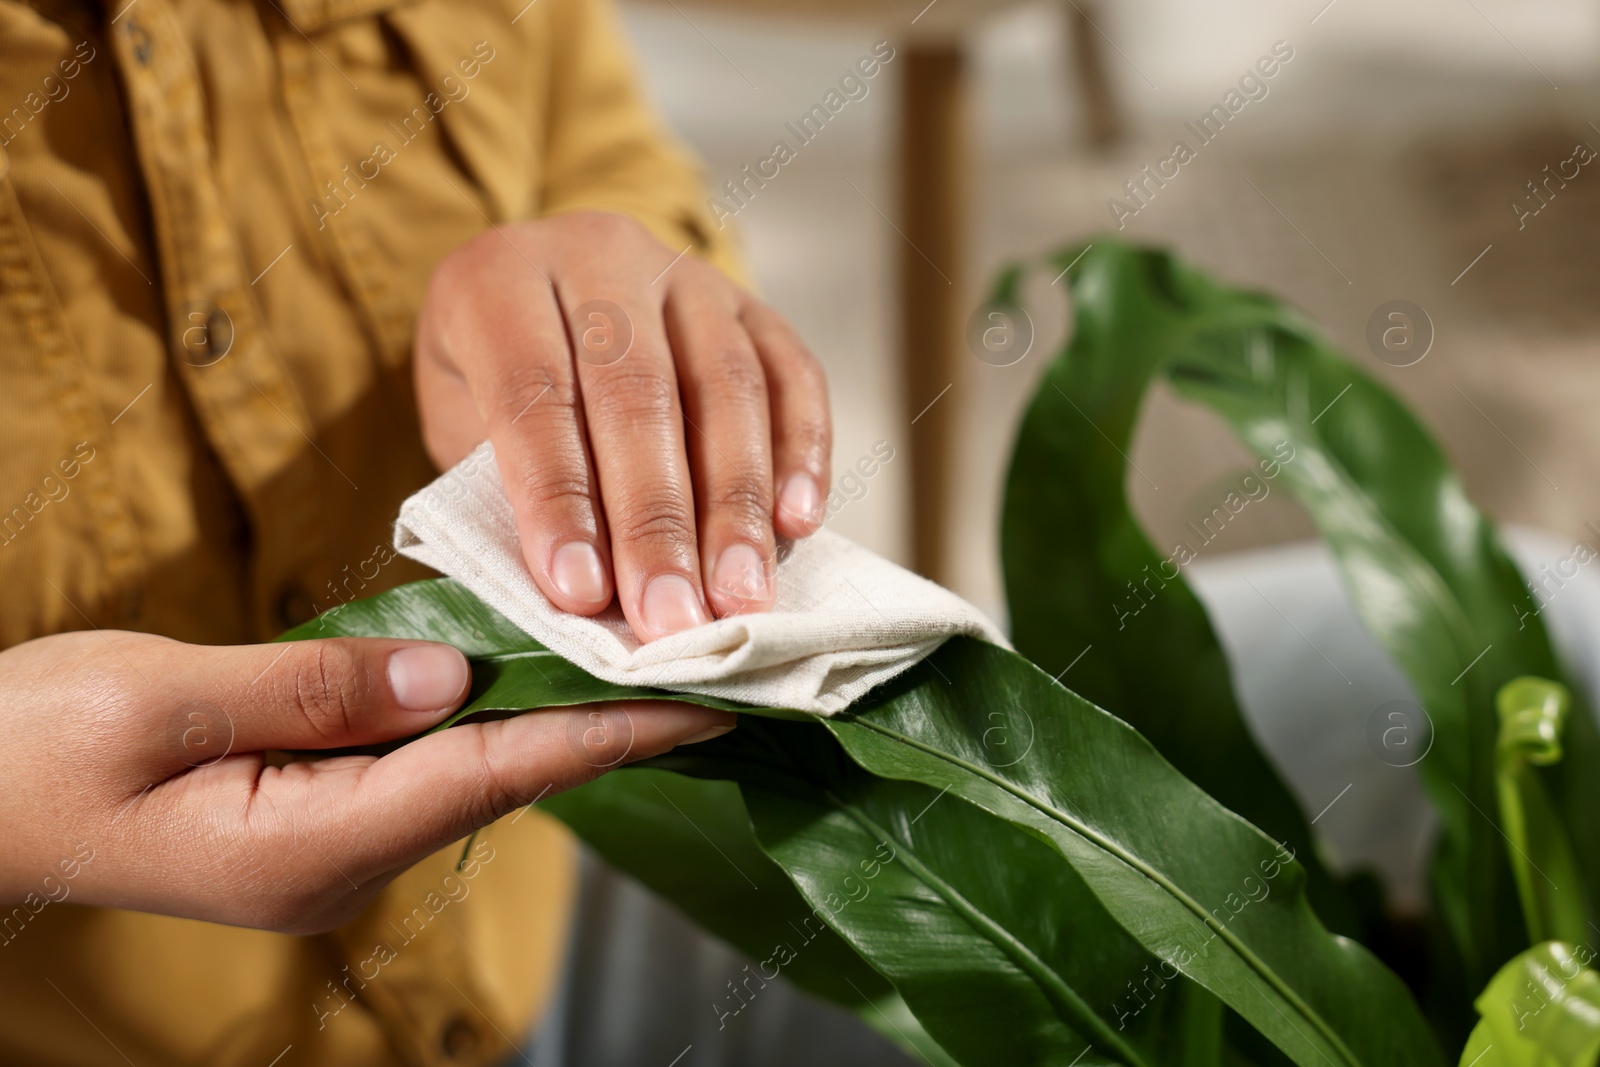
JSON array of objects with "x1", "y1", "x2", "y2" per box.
[
  {"x1": 759, "y1": 340, "x2": 830, "y2": 426},
  {"x1": 790, "y1": 347, "x2": 829, "y2": 397},
  {"x1": 45, "y1": 632, "x2": 164, "y2": 730},
  {"x1": 757, "y1": 321, "x2": 827, "y2": 391},
  {"x1": 789, "y1": 415, "x2": 832, "y2": 461},
  {"x1": 710, "y1": 477, "x2": 772, "y2": 529},
  {"x1": 289, "y1": 642, "x2": 362, "y2": 742},
  {"x1": 611, "y1": 493, "x2": 696, "y2": 550},
  {"x1": 702, "y1": 347, "x2": 767, "y2": 406},
  {"x1": 584, "y1": 366, "x2": 677, "y2": 427},
  {"x1": 557, "y1": 210, "x2": 641, "y2": 248},
  {"x1": 520, "y1": 470, "x2": 594, "y2": 513},
  {"x1": 515, "y1": 469, "x2": 598, "y2": 526},
  {"x1": 494, "y1": 367, "x2": 576, "y2": 422},
  {"x1": 430, "y1": 243, "x2": 474, "y2": 290},
  {"x1": 435, "y1": 228, "x2": 516, "y2": 292},
  {"x1": 748, "y1": 303, "x2": 811, "y2": 355}
]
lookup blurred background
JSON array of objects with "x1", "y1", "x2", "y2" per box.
[
  {"x1": 550, "y1": 9, "x2": 1600, "y2": 1055},
  {"x1": 618, "y1": 0, "x2": 1600, "y2": 625}
]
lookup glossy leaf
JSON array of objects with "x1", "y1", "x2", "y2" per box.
[
  {"x1": 996, "y1": 256, "x2": 1356, "y2": 938},
  {"x1": 286, "y1": 584, "x2": 1442, "y2": 1066},
  {"x1": 538, "y1": 768, "x2": 895, "y2": 1009},
  {"x1": 1001, "y1": 242, "x2": 1598, "y2": 986},
  {"x1": 287, "y1": 581, "x2": 760, "y2": 722},
  {"x1": 539, "y1": 769, "x2": 958, "y2": 1067},
  {"x1": 289, "y1": 586, "x2": 1165, "y2": 1064},
  {"x1": 823, "y1": 639, "x2": 1439, "y2": 1067},
  {"x1": 672, "y1": 724, "x2": 1164, "y2": 1066},
  {"x1": 1459, "y1": 942, "x2": 1600, "y2": 1067}
]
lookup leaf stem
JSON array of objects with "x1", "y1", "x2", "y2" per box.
[{"x1": 1493, "y1": 676, "x2": 1589, "y2": 946}]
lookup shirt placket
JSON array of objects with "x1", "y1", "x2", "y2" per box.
[
  {"x1": 274, "y1": 0, "x2": 424, "y2": 369},
  {"x1": 106, "y1": 7, "x2": 511, "y2": 1065},
  {"x1": 107, "y1": 0, "x2": 326, "y2": 637}
]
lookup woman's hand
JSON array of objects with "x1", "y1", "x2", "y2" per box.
[
  {"x1": 0, "y1": 630, "x2": 731, "y2": 932},
  {"x1": 414, "y1": 211, "x2": 831, "y2": 642}
]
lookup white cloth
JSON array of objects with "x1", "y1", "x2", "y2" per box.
[{"x1": 393, "y1": 443, "x2": 1007, "y2": 714}]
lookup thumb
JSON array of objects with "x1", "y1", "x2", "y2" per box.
[{"x1": 183, "y1": 638, "x2": 471, "y2": 757}]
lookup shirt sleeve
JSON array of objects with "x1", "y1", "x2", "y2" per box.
[{"x1": 536, "y1": 0, "x2": 747, "y2": 285}]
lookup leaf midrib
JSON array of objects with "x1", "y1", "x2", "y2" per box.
[
  {"x1": 824, "y1": 790, "x2": 1152, "y2": 1067},
  {"x1": 844, "y1": 716, "x2": 1362, "y2": 1067},
  {"x1": 737, "y1": 723, "x2": 1150, "y2": 1065}
]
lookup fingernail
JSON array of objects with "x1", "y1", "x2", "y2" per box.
[
  {"x1": 551, "y1": 541, "x2": 609, "y2": 606},
  {"x1": 777, "y1": 473, "x2": 822, "y2": 532},
  {"x1": 387, "y1": 645, "x2": 470, "y2": 713},
  {"x1": 680, "y1": 721, "x2": 737, "y2": 745},
  {"x1": 713, "y1": 543, "x2": 770, "y2": 605},
  {"x1": 640, "y1": 574, "x2": 710, "y2": 638}
]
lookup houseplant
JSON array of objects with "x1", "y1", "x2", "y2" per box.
[{"x1": 288, "y1": 241, "x2": 1600, "y2": 1065}]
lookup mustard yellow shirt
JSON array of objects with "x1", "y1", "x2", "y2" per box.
[{"x1": 0, "y1": 0, "x2": 737, "y2": 1062}]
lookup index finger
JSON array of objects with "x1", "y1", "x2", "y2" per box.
[
  {"x1": 328, "y1": 701, "x2": 736, "y2": 875},
  {"x1": 441, "y1": 268, "x2": 618, "y2": 616}
]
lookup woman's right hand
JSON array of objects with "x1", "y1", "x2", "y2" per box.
[{"x1": 0, "y1": 629, "x2": 732, "y2": 933}]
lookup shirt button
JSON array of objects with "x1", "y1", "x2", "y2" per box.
[
  {"x1": 275, "y1": 584, "x2": 318, "y2": 630},
  {"x1": 439, "y1": 1014, "x2": 481, "y2": 1060},
  {"x1": 205, "y1": 307, "x2": 233, "y2": 360},
  {"x1": 123, "y1": 20, "x2": 153, "y2": 66},
  {"x1": 175, "y1": 301, "x2": 234, "y2": 367}
]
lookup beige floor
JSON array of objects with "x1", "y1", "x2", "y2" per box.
[{"x1": 622, "y1": 0, "x2": 1600, "y2": 623}]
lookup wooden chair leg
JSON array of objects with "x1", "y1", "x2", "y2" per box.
[
  {"x1": 1066, "y1": 1, "x2": 1122, "y2": 149},
  {"x1": 897, "y1": 44, "x2": 966, "y2": 584}
]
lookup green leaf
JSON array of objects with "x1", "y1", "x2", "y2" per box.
[
  {"x1": 1459, "y1": 942, "x2": 1600, "y2": 1067},
  {"x1": 538, "y1": 768, "x2": 959, "y2": 1067},
  {"x1": 539, "y1": 768, "x2": 896, "y2": 1008},
  {"x1": 697, "y1": 725, "x2": 1163, "y2": 1067},
  {"x1": 1493, "y1": 678, "x2": 1590, "y2": 947},
  {"x1": 290, "y1": 586, "x2": 1166, "y2": 1064},
  {"x1": 286, "y1": 582, "x2": 1442, "y2": 1067},
  {"x1": 824, "y1": 639, "x2": 1440, "y2": 1067},
  {"x1": 996, "y1": 250, "x2": 1357, "y2": 939},
  {"x1": 286, "y1": 581, "x2": 769, "y2": 722},
  {"x1": 1001, "y1": 241, "x2": 1597, "y2": 985}
]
